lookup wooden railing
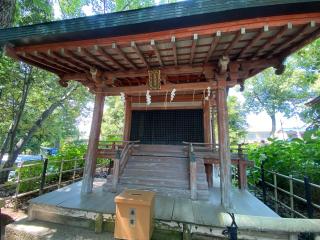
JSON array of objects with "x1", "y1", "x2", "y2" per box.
[
  {"x1": 249, "y1": 165, "x2": 320, "y2": 219},
  {"x1": 183, "y1": 142, "x2": 253, "y2": 189},
  {"x1": 0, "y1": 153, "x2": 111, "y2": 208},
  {"x1": 97, "y1": 140, "x2": 139, "y2": 159},
  {"x1": 111, "y1": 140, "x2": 139, "y2": 192}
]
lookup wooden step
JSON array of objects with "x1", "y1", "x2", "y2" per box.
[
  {"x1": 104, "y1": 182, "x2": 209, "y2": 200},
  {"x1": 119, "y1": 176, "x2": 189, "y2": 189},
  {"x1": 130, "y1": 155, "x2": 188, "y2": 162},
  {"x1": 131, "y1": 151, "x2": 186, "y2": 158},
  {"x1": 123, "y1": 168, "x2": 207, "y2": 181}
]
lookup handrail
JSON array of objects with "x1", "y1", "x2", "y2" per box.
[
  {"x1": 183, "y1": 141, "x2": 218, "y2": 146},
  {"x1": 112, "y1": 140, "x2": 139, "y2": 192},
  {"x1": 99, "y1": 140, "x2": 140, "y2": 143}
]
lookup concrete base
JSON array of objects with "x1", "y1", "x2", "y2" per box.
[{"x1": 5, "y1": 218, "x2": 113, "y2": 240}]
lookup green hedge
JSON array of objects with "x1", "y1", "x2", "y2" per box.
[
  {"x1": 247, "y1": 130, "x2": 320, "y2": 184},
  {"x1": 16, "y1": 143, "x2": 109, "y2": 193}
]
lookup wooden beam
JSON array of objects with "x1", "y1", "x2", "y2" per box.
[
  {"x1": 62, "y1": 64, "x2": 216, "y2": 82},
  {"x1": 216, "y1": 77, "x2": 232, "y2": 209},
  {"x1": 171, "y1": 36, "x2": 178, "y2": 66},
  {"x1": 99, "y1": 81, "x2": 221, "y2": 95},
  {"x1": 61, "y1": 58, "x2": 280, "y2": 85},
  {"x1": 94, "y1": 45, "x2": 125, "y2": 71},
  {"x1": 129, "y1": 94, "x2": 205, "y2": 103},
  {"x1": 81, "y1": 93, "x2": 105, "y2": 194},
  {"x1": 190, "y1": 34, "x2": 198, "y2": 64},
  {"x1": 205, "y1": 32, "x2": 220, "y2": 64},
  {"x1": 131, "y1": 41, "x2": 149, "y2": 68},
  {"x1": 112, "y1": 43, "x2": 137, "y2": 70},
  {"x1": 151, "y1": 39, "x2": 163, "y2": 67},
  {"x1": 237, "y1": 27, "x2": 267, "y2": 59}
]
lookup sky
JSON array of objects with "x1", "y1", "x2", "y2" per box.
[{"x1": 52, "y1": 1, "x2": 306, "y2": 138}]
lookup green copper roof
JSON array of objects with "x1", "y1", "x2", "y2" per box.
[{"x1": 0, "y1": 0, "x2": 320, "y2": 47}]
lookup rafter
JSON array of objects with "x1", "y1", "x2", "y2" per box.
[
  {"x1": 131, "y1": 41, "x2": 149, "y2": 68},
  {"x1": 150, "y1": 40, "x2": 163, "y2": 67},
  {"x1": 112, "y1": 43, "x2": 137, "y2": 70},
  {"x1": 267, "y1": 23, "x2": 313, "y2": 58},
  {"x1": 22, "y1": 53, "x2": 69, "y2": 73},
  {"x1": 48, "y1": 50, "x2": 86, "y2": 72},
  {"x1": 33, "y1": 51, "x2": 77, "y2": 73},
  {"x1": 190, "y1": 34, "x2": 198, "y2": 64},
  {"x1": 171, "y1": 36, "x2": 178, "y2": 66},
  {"x1": 61, "y1": 49, "x2": 93, "y2": 70},
  {"x1": 224, "y1": 28, "x2": 245, "y2": 56},
  {"x1": 237, "y1": 27, "x2": 267, "y2": 59},
  {"x1": 251, "y1": 25, "x2": 289, "y2": 59},
  {"x1": 93, "y1": 45, "x2": 125, "y2": 71},
  {"x1": 278, "y1": 25, "x2": 320, "y2": 60},
  {"x1": 204, "y1": 32, "x2": 220, "y2": 64},
  {"x1": 79, "y1": 47, "x2": 113, "y2": 71}
]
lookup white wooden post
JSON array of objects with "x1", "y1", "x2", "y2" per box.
[
  {"x1": 216, "y1": 77, "x2": 232, "y2": 210},
  {"x1": 112, "y1": 146, "x2": 121, "y2": 193},
  {"x1": 81, "y1": 93, "x2": 105, "y2": 194}
]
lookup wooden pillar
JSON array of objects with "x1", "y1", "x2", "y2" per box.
[
  {"x1": 81, "y1": 93, "x2": 105, "y2": 194},
  {"x1": 216, "y1": 77, "x2": 232, "y2": 210},
  {"x1": 204, "y1": 101, "x2": 214, "y2": 188},
  {"x1": 203, "y1": 100, "x2": 211, "y2": 144},
  {"x1": 205, "y1": 163, "x2": 213, "y2": 188},
  {"x1": 123, "y1": 98, "x2": 132, "y2": 141},
  {"x1": 211, "y1": 107, "x2": 216, "y2": 148}
]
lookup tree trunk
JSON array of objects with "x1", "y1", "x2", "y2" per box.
[
  {"x1": 270, "y1": 113, "x2": 276, "y2": 137},
  {"x1": 0, "y1": 0, "x2": 16, "y2": 28},
  {"x1": 0, "y1": 69, "x2": 32, "y2": 164},
  {"x1": 0, "y1": 86, "x2": 77, "y2": 184}
]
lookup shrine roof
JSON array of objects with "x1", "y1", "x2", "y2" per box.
[
  {"x1": 0, "y1": 0, "x2": 320, "y2": 95},
  {"x1": 0, "y1": 0, "x2": 319, "y2": 47}
]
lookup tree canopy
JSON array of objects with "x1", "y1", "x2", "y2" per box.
[{"x1": 243, "y1": 44, "x2": 318, "y2": 136}]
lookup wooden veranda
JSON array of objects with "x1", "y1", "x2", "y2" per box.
[{"x1": 1, "y1": 0, "x2": 320, "y2": 212}]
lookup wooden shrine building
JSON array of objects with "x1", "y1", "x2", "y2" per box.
[{"x1": 1, "y1": 0, "x2": 320, "y2": 213}]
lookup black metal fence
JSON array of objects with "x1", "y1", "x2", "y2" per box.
[{"x1": 248, "y1": 164, "x2": 320, "y2": 219}]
